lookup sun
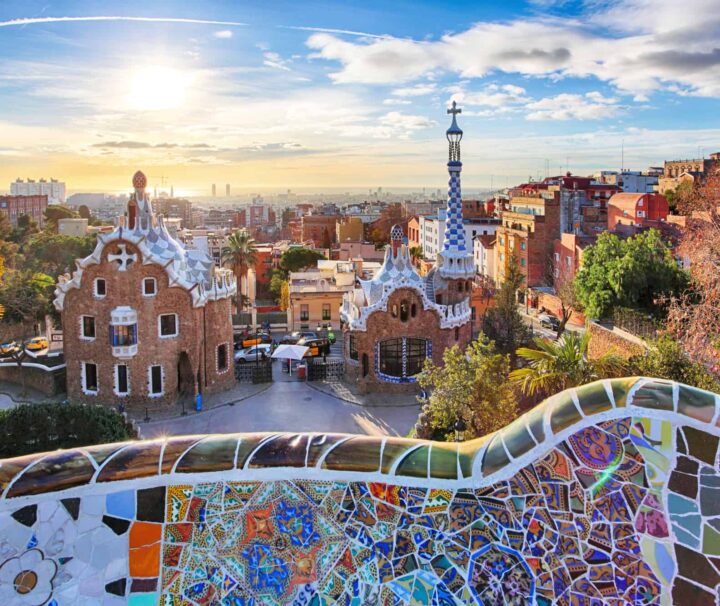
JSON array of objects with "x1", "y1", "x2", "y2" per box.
[{"x1": 127, "y1": 65, "x2": 192, "y2": 111}]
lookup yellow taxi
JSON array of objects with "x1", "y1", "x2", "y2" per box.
[
  {"x1": 0, "y1": 341, "x2": 19, "y2": 355},
  {"x1": 26, "y1": 336, "x2": 49, "y2": 351},
  {"x1": 298, "y1": 337, "x2": 330, "y2": 358}
]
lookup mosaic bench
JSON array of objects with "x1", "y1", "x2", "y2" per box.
[{"x1": 0, "y1": 376, "x2": 719, "y2": 605}]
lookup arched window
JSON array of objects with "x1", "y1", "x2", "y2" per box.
[
  {"x1": 391, "y1": 304, "x2": 398, "y2": 318},
  {"x1": 378, "y1": 337, "x2": 429, "y2": 380},
  {"x1": 437, "y1": 294, "x2": 443, "y2": 304},
  {"x1": 411, "y1": 303, "x2": 417, "y2": 318},
  {"x1": 455, "y1": 327, "x2": 460, "y2": 341},
  {"x1": 362, "y1": 353, "x2": 369, "y2": 377},
  {"x1": 400, "y1": 300, "x2": 409, "y2": 322}
]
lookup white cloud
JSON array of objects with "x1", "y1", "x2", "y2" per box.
[
  {"x1": 214, "y1": 30, "x2": 233, "y2": 39},
  {"x1": 383, "y1": 98, "x2": 412, "y2": 105},
  {"x1": 263, "y1": 51, "x2": 291, "y2": 71},
  {"x1": 526, "y1": 92, "x2": 624, "y2": 121},
  {"x1": 306, "y1": 0, "x2": 720, "y2": 98},
  {"x1": 450, "y1": 83, "x2": 530, "y2": 110},
  {"x1": 391, "y1": 83, "x2": 437, "y2": 97}
]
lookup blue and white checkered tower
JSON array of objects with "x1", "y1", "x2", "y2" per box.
[{"x1": 437, "y1": 101, "x2": 474, "y2": 279}]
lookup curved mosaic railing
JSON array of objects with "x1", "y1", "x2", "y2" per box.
[{"x1": 1, "y1": 377, "x2": 719, "y2": 604}]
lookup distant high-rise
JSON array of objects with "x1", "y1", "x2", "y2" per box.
[
  {"x1": 226, "y1": 184, "x2": 230, "y2": 197},
  {"x1": 212, "y1": 184, "x2": 216, "y2": 197},
  {"x1": 170, "y1": 185, "x2": 174, "y2": 198},
  {"x1": 11, "y1": 178, "x2": 65, "y2": 204}
]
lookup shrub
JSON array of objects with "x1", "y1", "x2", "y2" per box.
[{"x1": 0, "y1": 402, "x2": 133, "y2": 458}]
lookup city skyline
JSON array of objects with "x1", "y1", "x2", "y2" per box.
[{"x1": 1, "y1": 0, "x2": 720, "y2": 193}]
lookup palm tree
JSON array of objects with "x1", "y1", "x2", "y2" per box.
[
  {"x1": 221, "y1": 230, "x2": 258, "y2": 312},
  {"x1": 509, "y1": 331, "x2": 626, "y2": 397},
  {"x1": 409, "y1": 246, "x2": 423, "y2": 266}
]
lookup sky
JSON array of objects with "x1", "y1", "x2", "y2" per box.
[{"x1": 1, "y1": 0, "x2": 720, "y2": 195}]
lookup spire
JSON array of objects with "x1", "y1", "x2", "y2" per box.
[
  {"x1": 437, "y1": 103, "x2": 474, "y2": 278},
  {"x1": 127, "y1": 170, "x2": 153, "y2": 230},
  {"x1": 446, "y1": 101, "x2": 463, "y2": 164}
]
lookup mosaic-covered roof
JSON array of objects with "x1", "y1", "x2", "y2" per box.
[{"x1": 54, "y1": 172, "x2": 236, "y2": 310}]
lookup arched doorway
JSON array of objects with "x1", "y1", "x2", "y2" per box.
[{"x1": 177, "y1": 352, "x2": 194, "y2": 403}]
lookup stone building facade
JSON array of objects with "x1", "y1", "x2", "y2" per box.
[
  {"x1": 54, "y1": 171, "x2": 236, "y2": 411},
  {"x1": 341, "y1": 103, "x2": 474, "y2": 392}
]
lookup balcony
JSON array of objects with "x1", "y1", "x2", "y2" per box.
[{"x1": 110, "y1": 306, "x2": 138, "y2": 358}]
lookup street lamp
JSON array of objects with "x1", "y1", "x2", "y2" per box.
[{"x1": 453, "y1": 417, "x2": 466, "y2": 443}]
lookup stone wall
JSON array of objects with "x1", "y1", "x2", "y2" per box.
[
  {"x1": 588, "y1": 320, "x2": 647, "y2": 360},
  {"x1": 0, "y1": 364, "x2": 65, "y2": 396},
  {"x1": 1, "y1": 377, "x2": 719, "y2": 604}
]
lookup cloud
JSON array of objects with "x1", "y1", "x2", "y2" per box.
[
  {"x1": 391, "y1": 83, "x2": 437, "y2": 97},
  {"x1": 278, "y1": 25, "x2": 387, "y2": 39},
  {"x1": 450, "y1": 83, "x2": 531, "y2": 110},
  {"x1": 306, "y1": 0, "x2": 720, "y2": 98},
  {"x1": 214, "y1": 30, "x2": 233, "y2": 39},
  {"x1": 526, "y1": 92, "x2": 623, "y2": 121},
  {"x1": 383, "y1": 98, "x2": 411, "y2": 105},
  {"x1": 91, "y1": 141, "x2": 212, "y2": 149},
  {"x1": 263, "y1": 51, "x2": 291, "y2": 71},
  {"x1": 0, "y1": 16, "x2": 247, "y2": 28}
]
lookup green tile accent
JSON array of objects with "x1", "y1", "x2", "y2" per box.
[
  {"x1": 306, "y1": 434, "x2": 352, "y2": 468},
  {"x1": 678, "y1": 385, "x2": 716, "y2": 424},
  {"x1": 175, "y1": 436, "x2": 238, "y2": 473},
  {"x1": 7, "y1": 450, "x2": 95, "y2": 498},
  {"x1": 549, "y1": 394, "x2": 583, "y2": 435},
  {"x1": 428, "y1": 443, "x2": 459, "y2": 480},
  {"x1": 631, "y1": 379, "x2": 674, "y2": 411},
  {"x1": 322, "y1": 437, "x2": 383, "y2": 472},
  {"x1": 395, "y1": 445, "x2": 430, "y2": 478},
  {"x1": 481, "y1": 434, "x2": 511, "y2": 476},
  {"x1": 161, "y1": 437, "x2": 202, "y2": 474},
  {"x1": 610, "y1": 376, "x2": 638, "y2": 408},
  {"x1": 97, "y1": 441, "x2": 163, "y2": 483},
  {"x1": 501, "y1": 417, "x2": 537, "y2": 459},
  {"x1": 380, "y1": 438, "x2": 420, "y2": 474},
  {"x1": 235, "y1": 434, "x2": 275, "y2": 469},
  {"x1": 575, "y1": 381, "x2": 614, "y2": 416},
  {"x1": 0, "y1": 455, "x2": 38, "y2": 494},
  {"x1": 702, "y1": 523, "x2": 720, "y2": 556},
  {"x1": 249, "y1": 434, "x2": 309, "y2": 468},
  {"x1": 525, "y1": 407, "x2": 545, "y2": 444}
]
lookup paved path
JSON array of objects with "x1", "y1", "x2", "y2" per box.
[{"x1": 142, "y1": 376, "x2": 420, "y2": 439}]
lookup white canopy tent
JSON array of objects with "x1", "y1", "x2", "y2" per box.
[{"x1": 271, "y1": 344, "x2": 309, "y2": 361}]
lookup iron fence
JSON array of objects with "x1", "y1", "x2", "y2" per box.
[
  {"x1": 307, "y1": 357, "x2": 345, "y2": 382},
  {"x1": 235, "y1": 360, "x2": 273, "y2": 384}
]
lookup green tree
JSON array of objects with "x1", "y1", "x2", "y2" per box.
[
  {"x1": 575, "y1": 229, "x2": 688, "y2": 319},
  {"x1": 0, "y1": 402, "x2": 133, "y2": 457},
  {"x1": 10, "y1": 214, "x2": 39, "y2": 244},
  {"x1": 43, "y1": 205, "x2": 77, "y2": 232},
  {"x1": 279, "y1": 247, "x2": 325, "y2": 273},
  {"x1": 222, "y1": 230, "x2": 258, "y2": 312},
  {"x1": 409, "y1": 246, "x2": 423, "y2": 264},
  {"x1": 482, "y1": 255, "x2": 531, "y2": 354},
  {"x1": 25, "y1": 233, "x2": 96, "y2": 279},
  {"x1": 510, "y1": 332, "x2": 626, "y2": 397},
  {"x1": 0, "y1": 270, "x2": 54, "y2": 323},
  {"x1": 415, "y1": 335, "x2": 518, "y2": 441},
  {"x1": 630, "y1": 335, "x2": 720, "y2": 392}
]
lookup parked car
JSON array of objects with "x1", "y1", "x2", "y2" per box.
[
  {"x1": 234, "y1": 332, "x2": 272, "y2": 350},
  {"x1": 297, "y1": 337, "x2": 330, "y2": 358},
  {"x1": 539, "y1": 314, "x2": 560, "y2": 331},
  {"x1": 234, "y1": 344, "x2": 272, "y2": 363},
  {"x1": 0, "y1": 341, "x2": 19, "y2": 356},
  {"x1": 26, "y1": 336, "x2": 49, "y2": 351},
  {"x1": 280, "y1": 331, "x2": 317, "y2": 345}
]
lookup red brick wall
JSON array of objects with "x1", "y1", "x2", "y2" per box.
[
  {"x1": 345, "y1": 287, "x2": 471, "y2": 393},
  {"x1": 62, "y1": 242, "x2": 234, "y2": 411}
]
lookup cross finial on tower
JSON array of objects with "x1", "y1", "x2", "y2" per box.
[{"x1": 447, "y1": 100, "x2": 462, "y2": 117}]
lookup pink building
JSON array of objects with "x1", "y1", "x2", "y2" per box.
[{"x1": 608, "y1": 192, "x2": 669, "y2": 230}]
